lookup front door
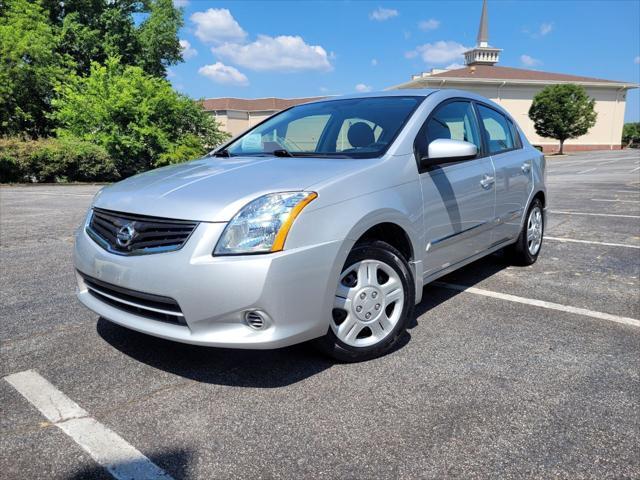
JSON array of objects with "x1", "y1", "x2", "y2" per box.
[
  {"x1": 416, "y1": 100, "x2": 497, "y2": 277},
  {"x1": 476, "y1": 104, "x2": 534, "y2": 244}
]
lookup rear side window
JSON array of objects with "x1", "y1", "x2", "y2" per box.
[
  {"x1": 477, "y1": 105, "x2": 515, "y2": 154},
  {"x1": 507, "y1": 118, "x2": 523, "y2": 149},
  {"x1": 423, "y1": 101, "x2": 482, "y2": 152}
]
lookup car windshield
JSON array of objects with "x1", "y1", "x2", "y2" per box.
[{"x1": 217, "y1": 96, "x2": 422, "y2": 159}]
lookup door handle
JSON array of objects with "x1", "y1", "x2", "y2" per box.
[
  {"x1": 521, "y1": 162, "x2": 531, "y2": 174},
  {"x1": 480, "y1": 174, "x2": 495, "y2": 189}
]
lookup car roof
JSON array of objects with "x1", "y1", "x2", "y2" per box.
[{"x1": 305, "y1": 89, "x2": 439, "y2": 104}]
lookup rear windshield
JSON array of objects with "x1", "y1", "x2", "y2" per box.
[{"x1": 219, "y1": 96, "x2": 422, "y2": 159}]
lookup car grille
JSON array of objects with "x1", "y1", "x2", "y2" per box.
[
  {"x1": 80, "y1": 272, "x2": 186, "y2": 326},
  {"x1": 87, "y1": 208, "x2": 198, "y2": 255}
]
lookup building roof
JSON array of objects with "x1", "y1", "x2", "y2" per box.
[
  {"x1": 201, "y1": 96, "x2": 325, "y2": 112},
  {"x1": 394, "y1": 65, "x2": 636, "y2": 89}
]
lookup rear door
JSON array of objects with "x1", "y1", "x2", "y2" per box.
[
  {"x1": 416, "y1": 100, "x2": 497, "y2": 277},
  {"x1": 476, "y1": 104, "x2": 533, "y2": 244}
]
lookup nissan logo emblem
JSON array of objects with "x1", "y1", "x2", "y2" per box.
[{"x1": 116, "y1": 224, "x2": 136, "y2": 248}]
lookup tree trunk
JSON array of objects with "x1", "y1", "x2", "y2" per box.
[{"x1": 559, "y1": 139, "x2": 565, "y2": 155}]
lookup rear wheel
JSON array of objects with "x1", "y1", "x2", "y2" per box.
[
  {"x1": 316, "y1": 240, "x2": 414, "y2": 362},
  {"x1": 506, "y1": 198, "x2": 544, "y2": 266}
]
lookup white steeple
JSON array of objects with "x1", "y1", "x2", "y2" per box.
[{"x1": 464, "y1": 0, "x2": 501, "y2": 66}]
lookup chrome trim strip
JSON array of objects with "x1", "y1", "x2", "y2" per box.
[
  {"x1": 85, "y1": 285, "x2": 185, "y2": 317},
  {"x1": 426, "y1": 220, "x2": 492, "y2": 252}
]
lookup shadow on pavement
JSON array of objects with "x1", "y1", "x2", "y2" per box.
[
  {"x1": 97, "y1": 318, "x2": 334, "y2": 388},
  {"x1": 409, "y1": 252, "x2": 510, "y2": 327},
  {"x1": 66, "y1": 448, "x2": 192, "y2": 480},
  {"x1": 98, "y1": 252, "x2": 509, "y2": 388}
]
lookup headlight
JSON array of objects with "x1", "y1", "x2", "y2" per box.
[{"x1": 214, "y1": 191, "x2": 318, "y2": 255}]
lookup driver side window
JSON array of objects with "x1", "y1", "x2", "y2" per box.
[{"x1": 424, "y1": 101, "x2": 481, "y2": 152}]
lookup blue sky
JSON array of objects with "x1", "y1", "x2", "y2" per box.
[{"x1": 169, "y1": 1, "x2": 640, "y2": 121}]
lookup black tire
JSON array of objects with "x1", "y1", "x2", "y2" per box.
[
  {"x1": 315, "y1": 240, "x2": 415, "y2": 363},
  {"x1": 505, "y1": 198, "x2": 544, "y2": 266}
]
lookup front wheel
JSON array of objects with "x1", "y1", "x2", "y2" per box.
[
  {"x1": 316, "y1": 240, "x2": 414, "y2": 362},
  {"x1": 506, "y1": 198, "x2": 544, "y2": 266}
]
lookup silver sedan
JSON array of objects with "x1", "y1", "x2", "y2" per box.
[{"x1": 74, "y1": 89, "x2": 546, "y2": 362}]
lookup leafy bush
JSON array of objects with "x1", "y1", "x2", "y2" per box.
[
  {"x1": 52, "y1": 57, "x2": 229, "y2": 178},
  {"x1": 622, "y1": 122, "x2": 640, "y2": 147},
  {"x1": 0, "y1": 137, "x2": 118, "y2": 183}
]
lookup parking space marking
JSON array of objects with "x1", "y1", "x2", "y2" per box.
[
  {"x1": 4, "y1": 370, "x2": 173, "y2": 480},
  {"x1": 0, "y1": 191, "x2": 94, "y2": 197},
  {"x1": 549, "y1": 210, "x2": 640, "y2": 219},
  {"x1": 433, "y1": 282, "x2": 640, "y2": 328},
  {"x1": 577, "y1": 168, "x2": 597, "y2": 174},
  {"x1": 545, "y1": 236, "x2": 640, "y2": 249},
  {"x1": 591, "y1": 198, "x2": 640, "y2": 204},
  {"x1": 630, "y1": 166, "x2": 640, "y2": 173}
]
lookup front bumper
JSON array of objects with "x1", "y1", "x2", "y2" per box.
[{"x1": 74, "y1": 220, "x2": 342, "y2": 349}]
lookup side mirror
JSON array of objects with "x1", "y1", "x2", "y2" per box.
[{"x1": 423, "y1": 139, "x2": 478, "y2": 165}]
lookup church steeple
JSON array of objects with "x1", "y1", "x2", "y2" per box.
[
  {"x1": 464, "y1": 0, "x2": 501, "y2": 66},
  {"x1": 476, "y1": 0, "x2": 489, "y2": 47}
]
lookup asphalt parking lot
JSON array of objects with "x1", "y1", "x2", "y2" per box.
[{"x1": 1, "y1": 149, "x2": 639, "y2": 479}]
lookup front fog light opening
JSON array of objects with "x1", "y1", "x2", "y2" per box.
[{"x1": 244, "y1": 310, "x2": 269, "y2": 330}]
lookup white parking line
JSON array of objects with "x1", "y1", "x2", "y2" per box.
[
  {"x1": 549, "y1": 210, "x2": 640, "y2": 219},
  {"x1": 631, "y1": 166, "x2": 640, "y2": 173},
  {"x1": 0, "y1": 191, "x2": 94, "y2": 197},
  {"x1": 4, "y1": 370, "x2": 173, "y2": 480},
  {"x1": 577, "y1": 168, "x2": 597, "y2": 174},
  {"x1": 591, "y1": 198, "x2": 640, "y2": 203},
  {"x1": 545, "y1": 236, "x2": 640, "y2": 249},
  {"x1": 433, "y1": 282, "x2": 640, "y2": 328}
]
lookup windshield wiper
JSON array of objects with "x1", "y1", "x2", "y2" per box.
[
  {"x1": 212, "y1": 148, "x2": 231, "y2": 157},
  {"x1": 272, "y1": 149, "x2": 293, "y2": 157}
]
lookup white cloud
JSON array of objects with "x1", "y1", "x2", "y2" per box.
[
  {"x1": 525, "y1": 22, "x2": 553, "y2": 38},
  {"x1": 179, "y1": 39, "x2": 197, "y2": 59},
  {"x1": 198, "y1": 62, "x2": 249, "y2": 86},
  {"x1": 191, "y1": 8, "x2": 247, "y2": 44},
  {"x1": 173, "y1": 0, "x2": 188, "y2": 7},
  {"x1": 355, "y1": 83, "x2": 373, "y2": 92},
  {"x1": 418, "y1": 19, "x2": 440, "y2": 31},
  {"x1": 539, "y1": 22, "x2": 553, "y2": 36},
  {"x1": 406, "y1": 41, "x2": 468, "y2": 64},
  {"x1": 371, "y1": 58, "x2": 378, "y2": 66},
  {"x1": 319, "y1": 86, "x2": 329, "y2": 93},
  {"x1": 213, "y1": 35, "x2": 332, "y2": 72},
  {"x1": 369, "y1": 7, "x2": 398, "y2": 21},
  {"x1": 445, "y1": 63, "x2": 464, "y2": 70},
  {"x1": 634, "y1": 56, "x2": 640, "y2": 64},
  {"x1": 520, "y1": 54, "x2": 542, "y2": 67}
]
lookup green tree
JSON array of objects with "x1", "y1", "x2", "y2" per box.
[
  {"x1": 622, "y1": 122, "x2": 640, "y2": 147},
  {"x1": 52, "y1": 57, "x2": 229, "y2": 177},
  {"x1": 0, "y1": 0, "x2": 70, "y2": 137},
  {"x1": 528, "y1": 84, "x2": 597, "y2": 154},
  {"x1": 46, "y1": 0, "x2": 182, "y2": 78},
  {"x1": 137, "y1": 0, "x2": 184, "y2": 77}
]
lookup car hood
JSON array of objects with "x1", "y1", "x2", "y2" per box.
[{"x1": 92, "y1": 156, "x2": 365, "y2": 222}]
